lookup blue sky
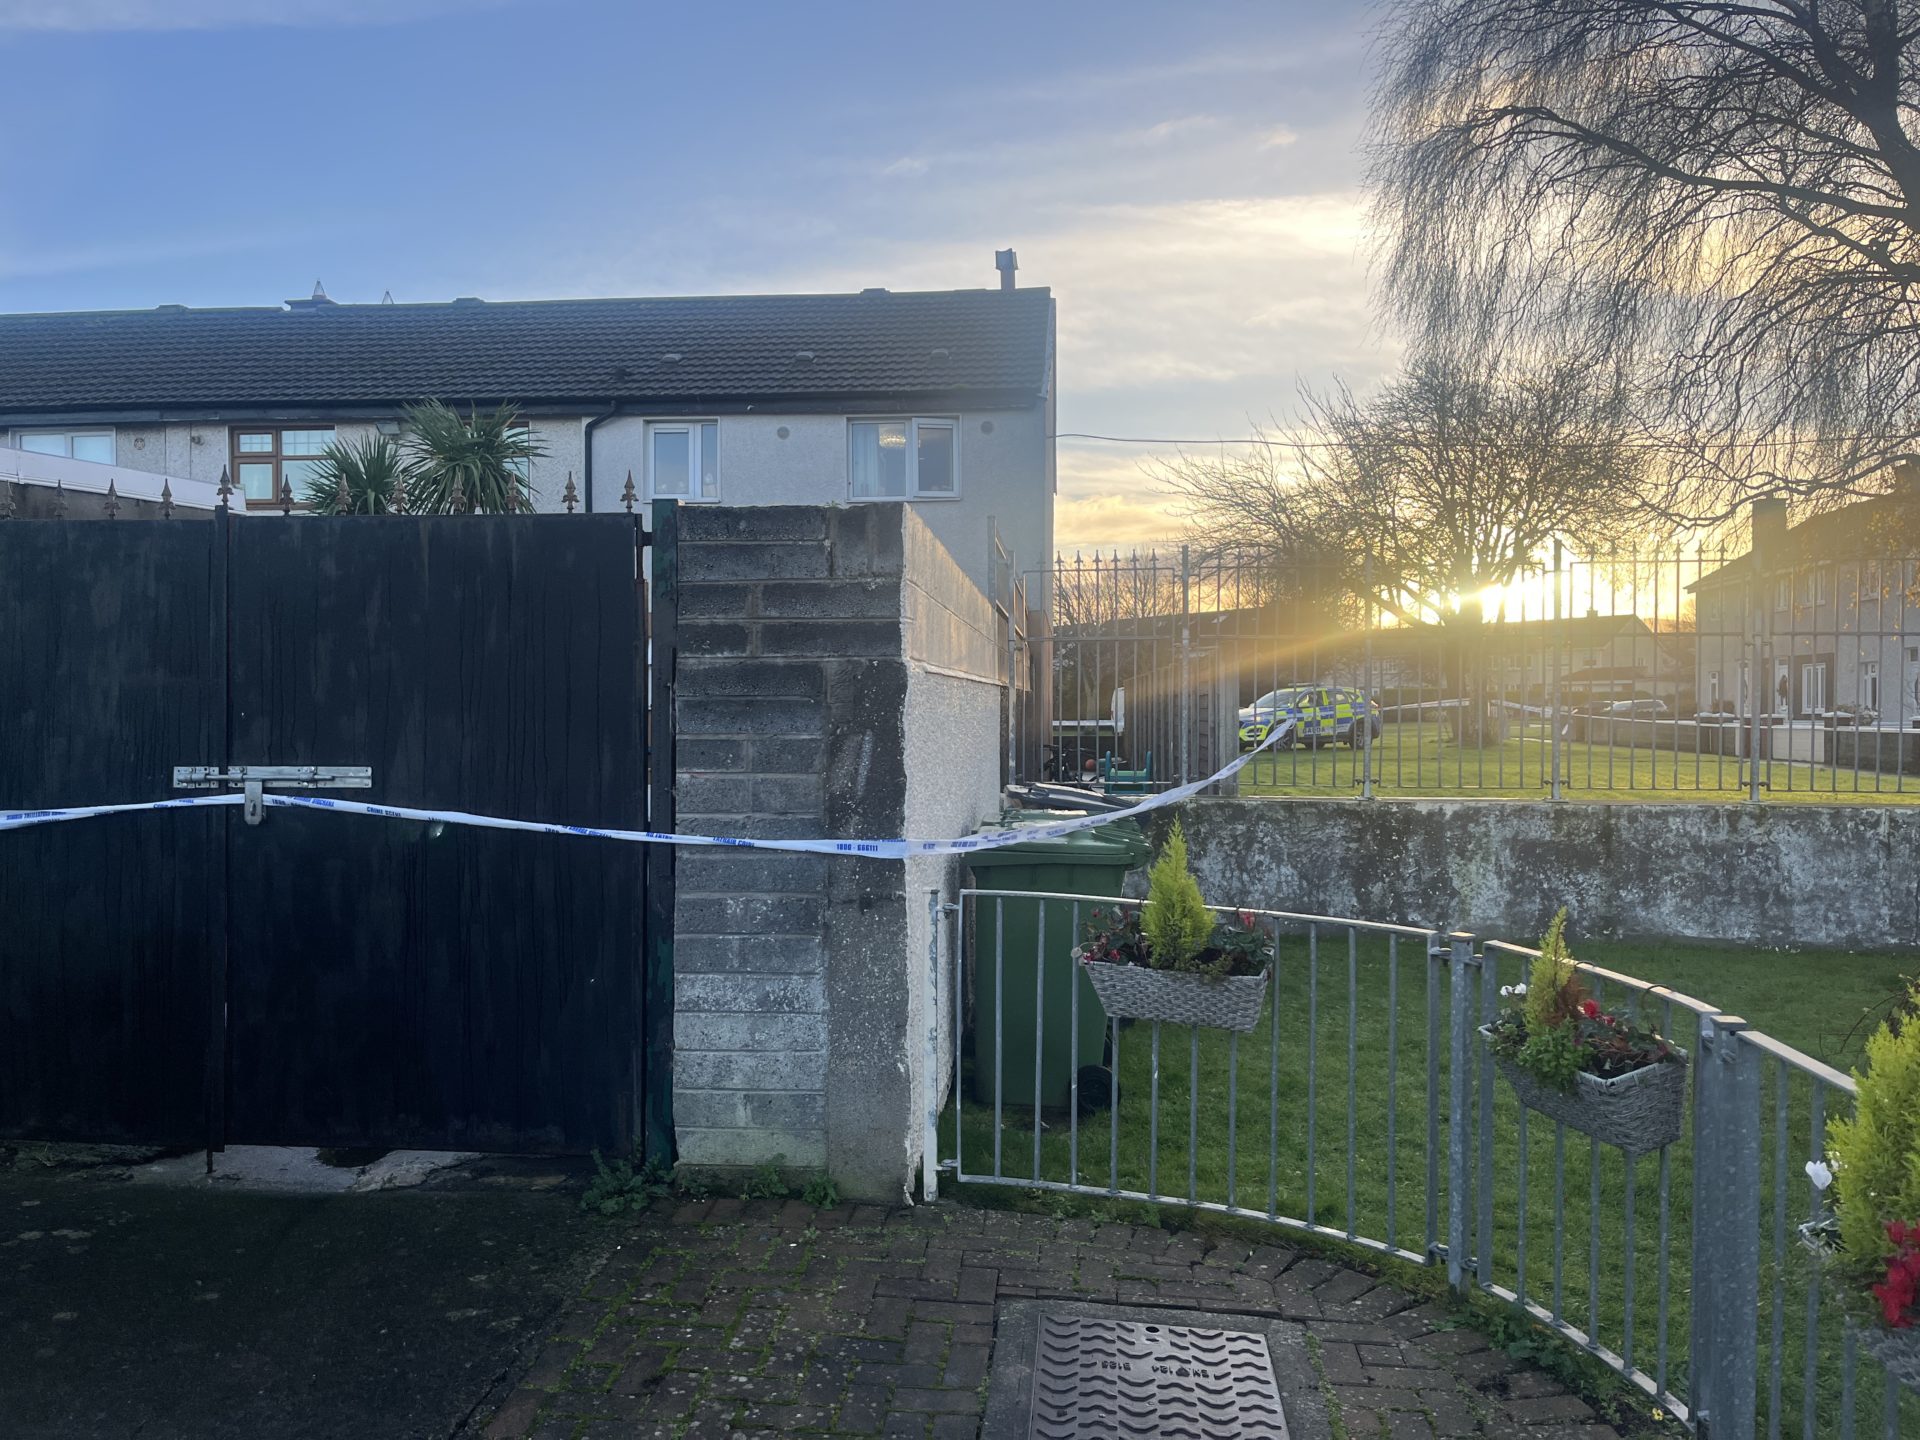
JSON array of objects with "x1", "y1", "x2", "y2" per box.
[{"x1": 0, "y1": 0, "x2": 1387, "y2": 553}]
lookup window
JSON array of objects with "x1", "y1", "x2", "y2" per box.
[
  {"x1": 1801, "y1": 662, "x2": 1827, "y2": 715},
  {"x1": 230, "y1": 426, "x2": 335, "y2": 507},
  {"x1": 1773, "y1": 576, "x2": 1790, "y2": 610},
  {"x1": 16, "y1": 429, "x2": 114, "y2": 464},
  {"x1": 647, "y1": 422, "x2": 718, "y2": 501},
  {"x1": 1863, "y1": 662, "x2": 1881, "y2": 712},
  {"x1": 849, "y1": 418, "x2": 958, "y2": 500},
  {"x1": 507, "y1": 422, "x2": 534, "y2": 486},
  {"x1": 1707, "y1": 671, "x2": 1721, "y2": 707}
]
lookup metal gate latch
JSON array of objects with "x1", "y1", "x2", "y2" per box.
[{"x1": 172, "y1": 765, "x2": 373, "y2": 826}]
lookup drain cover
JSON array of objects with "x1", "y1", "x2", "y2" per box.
[{"x1": 1027, "y1": 1313, "x2": 1290, "y2": 1439}]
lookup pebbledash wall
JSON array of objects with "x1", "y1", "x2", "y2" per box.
[
  {"x1": 668, "y1": 504, "x2": 1002, "y2": 1200},
  {"x1": 1163, "y1": 798, "x2": 1920, "y2": 950}
]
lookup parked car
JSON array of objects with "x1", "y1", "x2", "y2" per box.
[{"x1": 1238, "y1": 685, "x2": 1381, "y2": 749}]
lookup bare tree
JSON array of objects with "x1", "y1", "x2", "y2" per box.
[
  {"x1": 1158, "y1": 358, "x2": 1648, "y2": 627},
  {"x1": 1370, "y1": 0, "x2": 1920, "y2": 523}
]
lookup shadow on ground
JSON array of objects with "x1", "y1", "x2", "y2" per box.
[{"x1": 0, "y1": 1153, "x2": 607, "y2": 1440}]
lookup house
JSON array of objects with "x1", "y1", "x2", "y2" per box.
[
  {"x1": 1690, "y1": 493, "x2": 1919, "y2": 721},
  {"x1": 0, "y1": 257, "x2": 1056, "y2": 596}
]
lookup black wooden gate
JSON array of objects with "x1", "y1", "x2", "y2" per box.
[{"x1": 0, "y1": 509, "x2": 674, "y2": 1158}]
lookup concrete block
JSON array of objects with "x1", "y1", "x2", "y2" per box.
[
  {"x1": 678, "y1": 582, "x2": 756, "y2": 619},
  {"x1": 674, "y1": 936, "x2": 828, "y2": 976},
  {"x1": 759, "y1": 620, "x2": 903, "y2": 659},
  {"x1": 674, "y1": 1127, "x2": 827, "y2": 1170},
  {"x1": 678, "y1": 657, "x2": 825, "y2": 699},
  {"x1": 672, "y1": 1090, "x2": 748, "y2": 1129},
  {"x1": 682, "y1": 507, "x2": 830, "y2": 543},
  {"x1": 683, "y1": 541, "x2": 830, "y2": 582},
  {"x1": 674, "y1": 1049, "x2": 829, "y2": 1091},
  {"x1": 676, "y1": 849, "x2": 827, "y2": 894},
  {"x1": 750, "y1": 738, "x2": 824, "y2": 774},
  {"x1": 677, "y1": 738, "x2": 748, "y2": 772},
  {"x1": 746, "y1": 1092, "x2": 828, "y2": 1132},
  {"x1": 676, "y1": 893, "x2": 825, "y2": 936},
  {"x1": 678, "y1": 696, "x2": 826, "y2": 737},
  {"x1": 827, "y1": 507, "x2": 906, "y2": 579},
  {"x1": 751, "y1": 775, "x2": 826, "y2": 817},
  {"x1": 760, "y1": 580, "x2": 902, "y2": 620},
  {"x1": 678, "y1": 974, "x2": 827, "y2": 1016},
  {"x1": 678, "y1": 621, "x2": 754, "y2": 657},
  {"x1": 674, "y1": 1012, "x2": 829, "y2": 1053}
]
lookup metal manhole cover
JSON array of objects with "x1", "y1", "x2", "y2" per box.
[{"x1": 1028, "y1": 1313, "x2": 1290, "y2": 1439}]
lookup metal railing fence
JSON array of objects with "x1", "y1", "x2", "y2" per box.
[
  {"x1": 1021, "y1": 541, "x2": 1920, "y2": 801},
  {"x1": 928, "y1": 889, "x2": 1917, "y2": 1438}
]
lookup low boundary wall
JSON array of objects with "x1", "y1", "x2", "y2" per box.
[{"x1": 1164, "y1": 798, "x2": 1920, "y2": 949}]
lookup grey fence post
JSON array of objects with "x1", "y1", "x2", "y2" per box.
[
  {"x1": 1688, "y1": 1015, "x2": 1762, "y2": 1439},
  {"x1": 1445, "y1": 932, "x2": 1480, "y2": 1292}
]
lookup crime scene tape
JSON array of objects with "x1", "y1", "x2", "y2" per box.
[{"x1": 0, "y1": 722, "x2": 1290, "y2": 859}]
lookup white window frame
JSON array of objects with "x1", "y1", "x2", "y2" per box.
[
  {"x1": 1801, "y1": 661, "x2": 1827, "y2": 715},
  {"x1": 1863, "y1": 661, "x2": 1881, "y2": 712},
  {"x1": 645, "y1": 420, "x2": 719, "y2": 503},
  {"x1": 847, "y1": 416, "x2": 960, "y2": 502},
  {"x1": 16, "y1": 428, "x2": 115, "y2": 463}
]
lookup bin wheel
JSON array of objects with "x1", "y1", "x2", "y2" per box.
[{"x1": 1075, "y1": 1065, "x2": 1114, "y2": 1118}]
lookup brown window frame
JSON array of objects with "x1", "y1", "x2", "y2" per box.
[{"x1": 229, "y1": 425, "x2": 337, "y2": 510}]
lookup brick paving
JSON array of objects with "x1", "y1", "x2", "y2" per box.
[{"x1": 479, "y1": 1199, "x2": 1643, "y2": 1440}]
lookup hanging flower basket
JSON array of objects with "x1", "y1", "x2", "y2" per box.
[
  {"x1": 1078, "y1": 952, "x2": 1271, "y2": 1032},
  {"x1": 1480, "y1": 1026, "x2": 1689, "y2": 1155},
  {"x1": 1853, "y1": 1321, "x2": 1920, "y2": 1393}
]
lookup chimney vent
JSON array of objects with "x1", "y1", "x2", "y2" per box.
[
  {"x1": 1751, "y1": 497, "x2": 1789, "y2": 563},
  {"x1": 994, "y1": 248, "x2": 1018, "y2": 290}
]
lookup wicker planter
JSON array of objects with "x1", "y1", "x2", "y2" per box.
[
  {"x1": 1077, "y1": 954, "x2": 1271, "y2": 1032},
  {"x1": 1853, "y1": 1321, "x2": 1920, "y2": 1392},
  {"x1": 1479, "y1": 1026, "x2": 1689, "y2": 1155}
]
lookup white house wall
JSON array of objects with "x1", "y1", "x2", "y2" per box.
[{"x1": 6, "y1": 408, "x2": 1054, "y2": 591}]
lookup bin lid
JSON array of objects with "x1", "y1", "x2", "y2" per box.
[{"x1": 965, "y1": 809, "x2": 1151, "y2": 868}]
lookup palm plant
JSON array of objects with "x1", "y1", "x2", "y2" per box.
[
  {"x1": 401, "y1": 400, "x2": 542, "y2": 513},
  {"x1": 301, "y1": 433, "x2": 406, "y2": 515}
]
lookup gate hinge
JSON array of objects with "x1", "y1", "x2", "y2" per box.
[{"x1": 172, "y1": 765, "x2": 372, "y2": 827}]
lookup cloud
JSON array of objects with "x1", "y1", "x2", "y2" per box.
[
  {"x1": 0, "y1": 0, "x2": 502, "y2": 30},
  {"x1": 1137, "y1": 115, "x2": 1218, "y2": 144},
  {"x1": 1259, "y1": 125, "x2": 1300, "y2": 150},
  {"x1": 880, "y1": 156, "x2": 929, "y2": 180}
]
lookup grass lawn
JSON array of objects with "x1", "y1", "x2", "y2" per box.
[
  {"x1": 948, "y1": 927, "x2": 1918, "y2": 1433},
  {"x1": 1238, "y1": 722, "x2": 1920, "y2": 803}
]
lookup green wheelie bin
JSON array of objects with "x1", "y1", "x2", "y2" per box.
[{"x1": 965, "y1": 813, "x2": 1149, "y2": 1111}]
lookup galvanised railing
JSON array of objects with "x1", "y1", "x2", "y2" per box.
[{"x1": 929, "y1": 889, "x2": 1915, "y2": 1439}]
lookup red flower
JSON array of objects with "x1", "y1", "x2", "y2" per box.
[
  {"x1": 1580, "y1": 999, "x2": 1601, "y2": 1019},
  {"x1": 1874, "y1": 1221, "x2": 1920, "y2": 1329}
]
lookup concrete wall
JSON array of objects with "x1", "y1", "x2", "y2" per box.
[
  {"x1": 669, "y1": 504, "x2": 1002, "y2": 1199},
  {"x1": 1166, "y1": 798, "x2": 1920, "y2": 950}
]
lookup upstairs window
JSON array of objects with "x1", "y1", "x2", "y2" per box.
[
  {"x1": 647, "y1": 422, "x2": 718, "y2": 501},
  {"x1": 17, "y1": 429, "x2": 114, "y2": 464},
  {"x1": 849, "y1": 418, "x2": 958, "y2": 500},
  {"x1": 232, "y1": 426, "x2": 335, "y2": 507}
]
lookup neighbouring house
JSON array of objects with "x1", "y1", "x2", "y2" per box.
[
  {"x1": 1690, "y1": 492, "x2": 1920, "y2": 722},
  {"x1": 0, "y1": 256, "x2": 1056, "y2": 598}
]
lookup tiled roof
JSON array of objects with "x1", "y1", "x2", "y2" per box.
[{"x1": 0, "y1": 289, "x2": 1054, "y2": 415}]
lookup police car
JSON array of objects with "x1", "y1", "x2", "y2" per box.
[{"x1": 1239, "y1": 685, "x2": 1381, "y2": 749}]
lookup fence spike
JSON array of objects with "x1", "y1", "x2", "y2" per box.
[
  {"x1": 52, "y1": 479, "x2": 66, "y2": 518},
  {"x1": 0, "y1": 478, "x2": 13, "y2": 520},
  {"x1": 389, "y1": 466, "x2": 408, "y2": 516},
  {"x1": 333, "y1": 469, "x2": 353, "y2": 514},
  {"x1": 622, "y1": 470, "x2": 637, "y2": 514},
  {"x1": 103, "y1": 479, "x2": 120, "y2": 519},
  {"x1": 159, "y1": 479, "x2": 174, "y2": 519},
  {"x1": 216, "y1": 465, "x2": 232, "y2": 510},
  {"x1": 278, "y1": 475, "x2": 294, "y2": 515},
  {"x1": 562, "y1": 471, "x2": 579, "y2": 514},
  {"x1": 449, "y1": 470, "x2": 469, "y2": 514}
]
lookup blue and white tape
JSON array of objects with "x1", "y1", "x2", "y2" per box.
[{"x1": 0, "y1": 725, "x2": 1286, "y2": 859}]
